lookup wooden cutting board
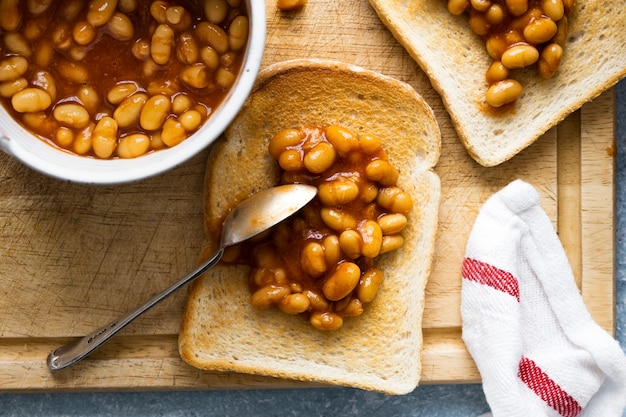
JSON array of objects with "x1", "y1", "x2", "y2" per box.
[{"x1": 0, "y1": 0, "x2": 615, "y2": 390}]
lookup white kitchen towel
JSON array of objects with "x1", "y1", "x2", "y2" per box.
[{"x1": 461, "y1": 179, "x2": 626, "y2": 417}]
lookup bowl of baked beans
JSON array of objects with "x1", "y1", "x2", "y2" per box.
[{"x1": 0, "y1": 0, "x2": 265, "y2": 184}]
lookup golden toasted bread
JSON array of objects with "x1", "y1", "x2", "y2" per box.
[
  {"x1": 178, "y1": 59, "x2": 441, "y2": 394},
  {"x1": 369, "y1": 0, "x2": 626, "y2": 166}
]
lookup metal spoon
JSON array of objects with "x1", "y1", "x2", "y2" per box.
[{"x1": 47, "y1": 184, "x2": 317, "y2": 371}]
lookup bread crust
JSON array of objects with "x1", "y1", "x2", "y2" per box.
[
  {"x1": 178, "y1": 59, "x2": 441, "y2": 394},
  {"x1": 369, "y1": 0, "x2": 626, "y2": 166}
]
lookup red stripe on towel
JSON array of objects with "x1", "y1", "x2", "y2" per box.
[
  {"x1": 462, "y1": 258, "x2": 520, "y2": 301},
  {"x1": 518, "y1": 356, "x2": 582, "y2": 417}
]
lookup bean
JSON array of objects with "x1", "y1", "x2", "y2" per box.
[
  {"x1": 215, "y1": 66, "x2": 236, "y2": 88},
  {"x1": 114, "y1": 93, "x2": 148, "y2": 127},
  {"x1": 553, "y1": 16, "x2": 568, "y2": 46},
  {"x1": 381, "y1": 235, "x2": 405, "y2": 254},
  {"x1": 365, "y1": 159, "x2": 399, "y2": 186},
  {"x1": 250, "y1": 285, "x2": 290, "y2": 309},
  {"x1": 304, "y1": 142, "x2": 336, "y2": 173},
  {"x1": 278, "y1": 149, "x2": 303, "y2": 171},
  {"x1": 118, "y1": 0, "x2": 136, "y2": 12},
  {"x1": 166, "y1": 6, "x2": 191, "y2": 31},
  {"x1": 486, "y1": 79, "x2": 523, "y2": 107},
  {"x1": 510, "y1": 7, "x2": 541, "y2": 32},
  {"x1": 179, "y1": 109, "x2": 203, "y2": 131},
  {"x1": 318, "y1": 180, "x2": 359, "y2": 206},
  {"x1": 73, "y1": 20, "x2": 96, "y2": 45},
  {"x1": 176, "y1": 32, "x2": 200, "y2": 64},
  {"x1": 92, "y1": 116, "x2": 118, "y2": 158},
  {"x1": 358, "y1": 220, "x2": 383, "y2": 258},
  {"x1": 470, "y1": 0, "x2": 491, "y2": 12},
  {"x1": 320, "y1": 207, "x2": 357, "y2": 232},
  {"x1": 310, "y1": 311, "x2": 343, "y2": 330},
  {"x1": 107, "y1": 82, "x2": 139, "y2": 105},
  {"x1": 252, "y1": 244, "x2": 279, "y2": 268},
  {"x1": 87, "y1": 0, "x2": 118, "y2": 27},
  {"x1": 269, "y1": 128, "x2": 304, "y2": 158},
  {"x1": 150, "y1": 1, "x2": 168, "y2": 23},
  {"x1": 278, "y1": 293, "x2": 310, "y2": 315},
  {"x1": 151, "y1": 24, "x2": 175, "y2": 65},
  {"x1": 506, "y1": 0, "x2": 528, "y2": 16},
  {"x1": 501, "y1": 44, "x2": 539, "y2": 69},
  {"x1": 11, "y1": 88, "x2": 52, "y2": 113},
  {"x1": 447, "y1": 0, "x2": 469, "y2": 15},
  {"x1": 229, "y1": 15, "x2": 249, "y2": 51},
  {"x1": 161, "y1": 117, "x2": 186, "y2": 147},
  {"x1": 147, "y1": 80, "x2": 181, "y2": 97},
  {"x1": 4, "y1": 33, "x2": 32, "y2": 58},
  {"x1": 356, "y1": 184, "x2": 375, "y2": 204},
  {"x1": 73, "y1": 123, "x2": 95, "y2": 155},
  {"x1": 339, "y1": 230, "x2": 362, "y2": 259},
  {"x1": 358, "y1": 134, "x2": 382, "y2": 154},
  {"x1": 59, "y1": 0, "x2": 83, "y2": 21},
  {"x1": 55, "y1": 126, "x2": 74, "y2": 148},
  {"x1": 181, "y1": 64, "x2": 210, "y2": 89},
  {"x1": 53, "y1": 103, "x2": 90, "y2": 129},
  {"x1": 485, "y1": 35, "x2": 508, "y2": 60},
  {"x1": 562, "y1": 0, "x2": 575, "y2": 13},
  {"x1": 325, "y1": 125, "x2": 359, "y2": 156},
  {"x1": 538, "y1": 43, "x2": 563, "y2": 78},
  {"x1": 0, "y1": 77, "x2": 27, "y2": 97},
  {"x1": 322, "y1": 234, "x2": 341, "y2": 266},
  {"x1": 377, "y1": 187, "x2": 413, "y2": 215},
  {"x1": 26, "y1": 0, "x2": 53, "y2": 15},
  {"x1": 0, "y1": 56, "x2": 28, "y2": 82},
  {"x1": 22, "y1": 112, "x2": 49, "y2": 130},
  {"x1": 200, "y1": 46, "x2": 220, "y2": 70},
  {"x1": 322, "y1": 262, "x2": 361, "y2": 301},
  {"x1": 0, "y1": 0, "x2": 21, "y2": 31},
  {"x1": 23, "y1": 19, "x2": 45, "y2": 41},
  {"x1": 205, "y1": 0, "x2": 228, "y2": 24},
  {"x1": 542, "y1": 0, "x2": 564, "y2": 20},
  {"x1": 195, "y1": 22, "x2": 229, "y2": 54},
  {"x1": 77, "y1": 86, "x2": 100, "y2": 114},
  {"x1": 108, "y1": 12, "x2": 135, "y2": 41},
  {"x1": 468, "y1": 13, "x2": 490, "y2": 36},
  {"x1": 357, "y1": 268, "x2": 384, "y2": 303},
  {"x1": 140, "y1": 94, "x2": 171, "y2": 131},
  {"x1": 523, "y1": 17, "x2": 557, "y2": 44},
  {"x1": 377, "y1": 213, "x2": 408, "y2": 235},
  {"x1": 172, "y1": 93, "x2": 193, "y2": 114},
  {"x1": 56, "y1": 60, "x2": 89, "y2": 84},
  {"x1": 132, "y1": 39, "x2": 151, "y2": 60},
  {"x1": 485, "y1": 3, "x2": 506, "y2": 24},
  {"x1": 117, "y1": 133, "x2": 150, "y2": 158},
  {"x1": 301, "y1": 242, "x2": 327, "y2": 277},
  {"x1": 303, "y1": 289, "x2": 330, "y2": 312},
  {"x1": 485, "y1": 61, "x2": 509, "y2": 84}
]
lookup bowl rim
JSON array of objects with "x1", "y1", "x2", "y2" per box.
[{"x1": 0, "y1": 0, "x2": 266, "y2": 185}]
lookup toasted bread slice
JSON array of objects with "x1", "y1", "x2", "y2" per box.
[
  {"x1": 369, "y1": 0, "x2": 626, "y2": 166},
  {"x1": 178, "y1": 59, "x2": 441, "y2": 394}
]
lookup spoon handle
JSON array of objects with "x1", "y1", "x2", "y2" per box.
[{"x1": 47, "y1": 247, "x2": 225, "y2": 371}]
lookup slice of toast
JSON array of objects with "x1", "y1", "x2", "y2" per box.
[
  {"x1": 178, "y1": 59, "x2": 441, "y2": 394},
  {"x1": 369, "y1": 0, "x2": 626, "y2": 166}
]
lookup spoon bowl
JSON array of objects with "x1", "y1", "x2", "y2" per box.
[{"x1": 47, "y1": 184, "x2": 317, "y2": 371}]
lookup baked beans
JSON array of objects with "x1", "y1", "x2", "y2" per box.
[
  {"x1": 226, "y1": 125, "x2": 413, "y2": 331},
  {"x1": 0, "y1": 0, "x2": 249, "y2": 158},
  {"x1": 447, "y1": 0, "x2": 575, "y2": 107}
]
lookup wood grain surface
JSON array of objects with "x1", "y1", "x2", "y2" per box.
[{"x1": 0, "y1": 0, "x2": 615, "y2": 391}]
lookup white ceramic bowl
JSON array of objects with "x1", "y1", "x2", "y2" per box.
[{"x1": 0, "y1": 0, "x2": 265, "y2": 185}]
